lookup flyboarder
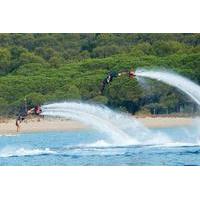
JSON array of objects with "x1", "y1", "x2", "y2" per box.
[
  {"x1": 16, "y1": 103, "x2": 42, "y2": 132},
  {"x1": 100, "y1": 71, "x2": 118, "y2": 94},
  {"x1": 100, "y1": 67, "x2": 136, "y2": 94},
  {"x1": 128, "y1": 69, "x2": 135, "y2": 78},
  {"x1": 27, "y1": 105, "x2": 42, "y2": 116}
]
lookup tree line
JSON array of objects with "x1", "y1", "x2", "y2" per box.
[{"x1": 0, "y1": 33, "x2": 199, "y2": 116}]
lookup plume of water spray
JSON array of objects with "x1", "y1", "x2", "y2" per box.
[
  {"x1": 41, "y1": 101, "x2": 200, "y2": 146},
  {"x1": 42, "y1": 102, "x2": 158, "y2": 145},
  {"x1": 135, "y1": 69, "x2": 200, "y2": 106}
]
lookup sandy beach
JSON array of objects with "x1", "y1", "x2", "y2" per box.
[
  {"x1": 138, "y1": 117, "x2": 193, "y2": 128},
  {"x1": 0, "y1": 118, "x2": 86, "y2": 135},
  {"x1": 0, "y1": 116, "x2": 193, "y2": 136}
]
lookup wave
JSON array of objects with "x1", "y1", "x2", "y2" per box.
[
  {"x1": 148, "y1": 142, "x2": 200, "y2": 148},
  {"x1": 1, "y1": 142, "x2": 200, "y2": 159},
  {"x1": 0, "y1": 147, "x2": 56, "y2": 158}
]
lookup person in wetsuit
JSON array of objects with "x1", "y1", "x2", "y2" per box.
[
  {"x1": 16, "y1": 105, "x2": 42, "y2": 132},
  {"x1": 100, "y1": 71, "x2": 118, "y2": 94},
  {"x1": 100, "y1": 68, "x2": 136, "y2": 94},
  {"x1": 16, "y1": 106, "x2": 28, "y2": 132},
  {"x1": 27, "y1": 105, "x2": 42, "y2": 115}
]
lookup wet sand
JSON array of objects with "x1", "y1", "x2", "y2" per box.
[{"x1": 0, "y1": 116, "x2": 194, "y2": 136}]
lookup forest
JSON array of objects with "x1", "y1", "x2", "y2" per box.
[{"x1": 0, "y1": 33, "x2": 199, "y2": 116}]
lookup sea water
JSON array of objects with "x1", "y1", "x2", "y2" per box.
[{"x1": 1, "y1": 124, "x2": 200, "y2": 166}]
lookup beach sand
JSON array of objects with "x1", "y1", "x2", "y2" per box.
[
  {"x1": 0, "y1": 116, "x2": 193, "y2": 136},
  {"x1": 0, "y1": 118, "x2": 86, "y2": 135},
  {"x1": 137, "y1": 117, "x2": 193, "y2": 128}
]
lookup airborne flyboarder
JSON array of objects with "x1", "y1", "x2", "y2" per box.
[
  {"x1": 100, "y1": 68, "x2": 136, "y2": 94},
  {"x1": 16, "y1": 101, "x2": 42, "y2": 132}
]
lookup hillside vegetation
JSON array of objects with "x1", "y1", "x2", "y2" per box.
[{"x1": 0, "y1": 33, "x2": 199, "y2": 116}]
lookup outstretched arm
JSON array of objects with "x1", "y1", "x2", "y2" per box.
[
  {"x1": 27, "y1": 108, "x2": 34, "y2": 114},
  {"x1": 118, "y1": 71, "x2": 128, "y2": 76}
]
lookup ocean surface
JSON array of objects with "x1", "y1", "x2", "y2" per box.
[{"x1": 1, "y1": 126, "x2": 200, "y2": 166}]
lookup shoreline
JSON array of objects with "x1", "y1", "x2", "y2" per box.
[{"x1": 0, "y1": 116, "x2": 194, "y2": 136}]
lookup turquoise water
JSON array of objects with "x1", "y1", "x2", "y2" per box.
[{"x1": 1, "y1": 126, "x2": 200, "y2": 166}]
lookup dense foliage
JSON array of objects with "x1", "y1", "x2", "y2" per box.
[{"x1": 0, "y1": 33, "x2": 199, "y2": 116}]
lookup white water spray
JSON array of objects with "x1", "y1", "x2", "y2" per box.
[
  {"x1": 135, "y1": 69, "x2": 200, "y2": 106},
  {"x1": 42, "y1": 102, "x2": 164, "y2": 145}
]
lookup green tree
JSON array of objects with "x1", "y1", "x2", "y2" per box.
[
  {"x1": 90, "y1": 95, "x2": 108, "y2": 104},
  {"x1": 19, "y1": 52, "x2": 46, "y2": 65},
  {"x1": 0, "y1": 48, "x2": 11, "y2": 74},
  {"x1": 61, "y1": 85, "x2": 81, "y2": 100},
  {"x1": 92, "y1": 45, "x2": 121, "y2": 58},
  {"x1": 26, "y1": 92, "x2": 46, "y2": 107},
  {"x1": 0, "y1": 98, "x2": 9, "y2": 115},
  {"x1": 49, "y1": 55, "x2": 64, "y2": 67},
  {"x1": 153, "y1": 41, "x2": 186, "y2": 56}
]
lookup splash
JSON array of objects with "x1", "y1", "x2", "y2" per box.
[
  {"x1": 42, "y1": 102, "x2": 168, "y2": 146},
  {"x1": 135, "y1": 69, "x2": 200, "y2": 106}
]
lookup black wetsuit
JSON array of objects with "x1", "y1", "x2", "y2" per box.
[
  {"x1": 101, "y1": 71, "x2": 118, "y2": 93},
  {"x1": 16, "y1": 107, "x2": 28, "y2": 123}
]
